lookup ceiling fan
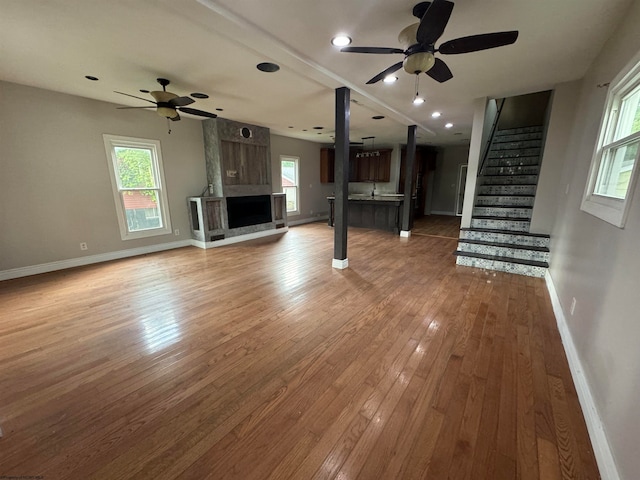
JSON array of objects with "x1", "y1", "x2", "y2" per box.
[
  {"x1": 114, "y1": 78, "x2": 217, "y2": 121},
  {"x1": 340, "y1": 0, "x2": 518, "y2": 84}
]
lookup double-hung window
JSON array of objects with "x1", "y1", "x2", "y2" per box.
[
  {"x1": 281, "y1": 156, "x2": 300, "y2": 214},
  {"x1": 582, "y1": 55, "x2": 640, "y2": 227},
  {"x1": 103, "y1": 135, "x2": 172, "y2": 240}
]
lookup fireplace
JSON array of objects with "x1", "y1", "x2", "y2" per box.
[{"x1": 226, "y1": 195, "x2": 272, "y2": 229}]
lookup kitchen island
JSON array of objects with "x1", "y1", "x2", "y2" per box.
[{"x1": 327, "y1": 195, "x2": 413, "y2": 234}]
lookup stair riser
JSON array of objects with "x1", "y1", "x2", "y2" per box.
[
  {"x1": 489, "y1": 148, "x2": 541, "y2": 158},
  {"x1": 486, "y1": 156, "x2": 540, "y2": 167},
  {"x1": 481, "y1": 175, "x2": 539, "y2": 185},
  {"x1": 475, "y1": 196, "x2": 535, "y2": 207},
  {"x1": 457, "y1": 243, "x2": 550, "y2": 263},
  {"x1": 471, "y1": 218, "x2": 530, "y2": 232},
  {"x1": 493, "y1": 132, "x2": 543, "y2": 143},
  {"x1": 477, "y1": 185, "x2": 537, "y2": 195},
  {"x1": 483, "y1": 165, "x2": 540, "y2": 176},
  {"x1": 491, "y1": 140, "x2": 542, "y2": 150},
  {"x1": 455, "y1": 255, "x2": 546, "y2": 278},
  {"x1": 495, "y1": 126, "x2": 544, "y2": 136},
  {"x1": 472, "y1": 207, "x2": 532, "y2": 218},
  {"x1": 459, "y1": 230, "x2": 550, "y2": 248}
]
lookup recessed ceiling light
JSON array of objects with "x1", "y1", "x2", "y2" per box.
[
  {"x1": 215, "y1": 108, "x2": 224, "y2": 111},
  {"x1": 85, "y1": 75, "x2": 99, "y2": 81},
  {"x1": 331, "y1": 35, "x2": 352, "y2": 47},
  {"x1": 445, "y1": 122, "x2": 454, "y2": 128},
  {"x1": 372, "y1": 115, "x2": 385, "y2": 120},
  {"x1": 191, "y1": 93, "x2": 209, "y2": 99},
  {"x1": 302, "y1": 129, "x2": 308, "y2": 132},
  {"x1": 288, "y1": 126, "x2": 294, "y2": 128},
  {"x1": 431, "y1": 111, "x2": 441, "y2": 118},
  {"x1": 139, "y1": 89, "x2": 150, "y2": 93},
  {"x1": 313, "y1": 126, "x2": 324, "y2": 130},
  {"x1": 383, "y1": 75, "x2": 398, "y2": 84},
  {"x1": 413, "y1": 97, "x2": 425, "y2": 105},
  {"x1": 257, "y1": 62, "x2": 280, "y2": 73}
]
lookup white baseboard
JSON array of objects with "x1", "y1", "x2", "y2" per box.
[
  {"x1": 332, "y1": 258, "x2": 349, "y2": 269},
  {"x1": 0, "y1": 240, "x2": 192, "y2": 281},
  {"x1": 288, "y1": 215, "x2": 329, "y2": 227},
  {"x1": 400, "y1": 230, "x2": 411, "y2": 238},
  {"x1": 545, "y1": 271, "x2": 620, "y2": 480},
  {"x1": 192, "y1": 227, "x2": 288, "y2": 249}
]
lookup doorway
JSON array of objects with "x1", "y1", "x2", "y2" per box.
[{"x1": 455, "y1": 164, "x2": 467, "y2": 216}]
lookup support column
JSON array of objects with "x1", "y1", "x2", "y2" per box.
[
  {"x1": 333, "y1": 87, "x2": 350, "y2": 269},
  {"x1": 401, "y1": 125, "x2": 417, "y2": 237}
]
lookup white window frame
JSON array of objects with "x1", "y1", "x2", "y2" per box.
[
  {"x1": 281, "y1": 155, "x2": 300, "y2": 215},
  {"x1": 103, "y1": 134, "x2": 172, "y2": 240},
  {"x1": 581, "y1": 52, "x2": 640, "y2": 228}
]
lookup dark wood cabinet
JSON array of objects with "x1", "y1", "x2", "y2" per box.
[
  {"x1": 399, "y1": 146, "x2": 437, "y2": 218},
  {"x1": 321, "y1": 147, "x2": 392, "y2": 183}
]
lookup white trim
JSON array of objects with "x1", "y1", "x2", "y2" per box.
[
  {"x1": 191, "y1": 227, "x2": 288, "y2": 249},
  {"x1": 288, "y1": 215, "x2": 328, "y2": 226},
  {"x1": 544, "y1": 271, "x2": 621, "y2": 480},
  {"x1": 400, "y1": 230, "x2": 411, "y2": 238},
  {"x1": 0, "y1": 241, "x2": 191, "y2": 281},
  {"x1": 332, "y1": 258, "x2": 349, "y2": 269}
]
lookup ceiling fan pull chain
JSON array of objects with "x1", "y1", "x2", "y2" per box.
[{"x1": 167, "y1": 118, "x2": 172, "y2": 135}]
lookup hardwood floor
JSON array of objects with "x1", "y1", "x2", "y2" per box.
[
  {"x1": 0, "y1": 223, "x2": 599, "y2": 479},
  {"x1": 412, "y1": 215, "x2": 462, "y2": 239}
]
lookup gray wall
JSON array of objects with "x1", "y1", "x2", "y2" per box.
[
  {"x1": 0, "y1": 80, "x2": 206, "y2": 272},
  {"x1": 430, "y1": 145, "x2": 470, "y2": 215},
  {"x1": 270, "y1": 134, "x2": 333, "y2": 223},
  {"x1": 542, "y1": 2, "x2": 640, "y2": 478}
]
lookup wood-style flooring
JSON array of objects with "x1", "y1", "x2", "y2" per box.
[
  {"x1": 0, "y1": 223, "x2": 599, "y2": 479},
  {"x1": 412, "y1": 215, "x2": 462, "y2": 239}
]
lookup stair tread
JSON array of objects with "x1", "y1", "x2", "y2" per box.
[
  {"x1": 457, "y1": 238, "x2": 549, "y2": 252},
  {"x1": 477, "y1": 194, "x2": 535, "y2": 197},
  {"x1": 482, "y1": 173, "x2": 539, "y2": 177},
  {"x1": 460, "y1": 227, "x2": 550, "y2": 238},
  {"x1": 472, "y1": 216, "x2": 531, "y2": 221},
  {"x1": 480, "y1": 183, "x2": 538, "y2": 187},
  {"x1": 474, "y1": 205, "x2": 533, "y2": 209},
  {"x1": 453, "y1": 250, "x2": 549, "y2": 268}
]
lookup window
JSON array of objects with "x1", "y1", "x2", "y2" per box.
[
  {"x1": 582, "y1": 54, "x2": 640, "y2": 227},
  {"x1": 103, "y1": 135, "x2": 172, "y2": 240},
  {"x1": 281, "y1": 156, "x2": 299, "y2": 214}
]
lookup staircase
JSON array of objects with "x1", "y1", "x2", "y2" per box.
[{"x1": 454, "y1": 126, "x2": 550, "y2": 278}]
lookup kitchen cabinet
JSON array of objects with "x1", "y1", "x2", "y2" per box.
[{"x1": 321, "y1": 147, "x2": 392, "y2": 183}]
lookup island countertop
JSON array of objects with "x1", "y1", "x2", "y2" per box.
[
  {"x1": 326, "y1": 194, "x2": 405, "y2": 202},
  {"x1": 327, "y1": 195, "x2": 414, "y2": 233}
]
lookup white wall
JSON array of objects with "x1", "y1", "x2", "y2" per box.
[
  {"x1": 0, "y1": 81, "x2": 207, "y2": 273},
  {"x1": 543, "y1": 2, "x2": 640, "y2": 478},
  {"x1": 430, "y1": 145, "x2": 470, "y2": 215},
  {"x1": 270, "y1": 134, "x2": 333, "y2": 223}
]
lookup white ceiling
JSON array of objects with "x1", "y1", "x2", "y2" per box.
[{"x1": 0, "y1": 0, "x2": 632, "y2": 147}]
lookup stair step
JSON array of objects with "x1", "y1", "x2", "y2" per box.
[
  {"x1": 485, "y1": 156, "x2": 540, "y2": 167},
  {"x1": 475, "y1": 195, "x2": 535, "y2": 207},
  {"x1": 488, "y1": 148, "x2": 542, "y2": 158},
  {"x1": 491, "y1": 139, "x2": 542, "y2": 150},
  {"x1": 476, "y1": 185, "x2": 537, "y2": 195},
  {"x1": 454, "y1": 251, "x2": 548, "y2": 278},
  {"x1": 459, "y1": 227, "x2": 550, "y2": 247},
  {"x1": 495, "y1": 126, "x2": 544, "y2": 136},
  {"x1": 471, "y1": 217, "x2": 531, "y2": 232},
  {"x1": 457, "y1": 240, "x2": 550, "y2": 263},
  {"x1": 483, "y1": 165, "x2": 540, "y2": 176},
  {"x1": 480, "y1": 175, "x2": 539, "y2": 185},
  {"x1": 457, "y1": 238, "x2": 549, "y2": 252},
  {"x1": 493, "y1": 132, "x2": 543, "y2": 143},
  {"x1": 472, "y1": 207, "x2": 532, "y2": 219}
]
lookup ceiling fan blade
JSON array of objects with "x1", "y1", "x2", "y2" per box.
[
  {"x1": 366, "y1": 61, "x2": 404, "y2": 84},
  {"x1": 168, "y1": 96, "x2": 195, "y2": 107},
  {"x1": 426, "y1": 58, "x2": 453, "y2": 82},
  {"x1": 341, "y1": 46, "x2": 405, "y2": 54},
  {"x1": 116, "y1": 106, "x2": 156, "y2": 109},
  {"x1": 178, "y1": 107, "x2": 218, "y2": 118},
  {"x1": 439, "y1": 31, "x2": 519, "y2": 55},
  {"x1": 114, "y1": 91, "x2": 157, "y2": 104},
  {"x1": 416, "y1": 0, "x2": 454, "y2": 46}
]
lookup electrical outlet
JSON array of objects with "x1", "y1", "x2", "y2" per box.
[
  {"x1": 80, "y1": 242, "x2": 88, "y2": 251},
  {"x1": 174, "y1": 229, "x2": 180, "y2": 236},
  {"x1": 570, "y1": 297, "x2": 577, "y2": 315}
]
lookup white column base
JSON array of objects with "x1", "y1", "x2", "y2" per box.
[
  {"x1": 400, "y1": 230, "x2": 411, "y2": 238},
  {"x1": 332, "y1": 258, "x2": 349, "y2": 269}
]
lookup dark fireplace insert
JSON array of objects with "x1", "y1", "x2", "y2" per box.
[{"x1": 226, "y1": 195, "x2": 272, "y2": 229}]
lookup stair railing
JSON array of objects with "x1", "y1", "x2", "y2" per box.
[{"x1": 478, "y1": 98, "x2": 506, "y2": 176}]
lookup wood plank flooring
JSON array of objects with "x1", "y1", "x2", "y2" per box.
[
  {"x1": 0, "y1": 223, "x2": 600, "y2": 479},
  {"x1": 412, "y1": 215, "x2": 462, "y2": 239}
]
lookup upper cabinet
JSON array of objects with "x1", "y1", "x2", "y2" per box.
[{"x1": 320, "y1": 147, "x2": 392, "y2": 183}]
